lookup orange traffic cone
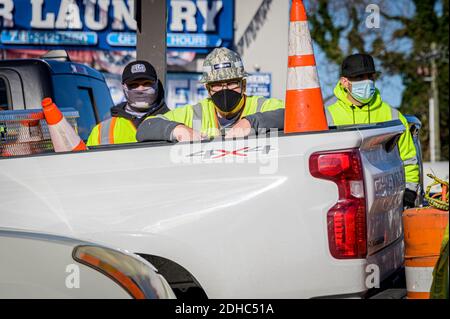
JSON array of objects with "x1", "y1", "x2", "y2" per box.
[
  {"x1": 41, "y1": 98, "x2": 87, "y2": 152},
  {"x1": 284, "y1": 0, "x2": 329, "y2": 133},
  {"x1": 403, "y1": 207, "x2": 448, "y2": 299}
]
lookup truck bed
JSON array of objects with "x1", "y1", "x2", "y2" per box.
[{"x1": 0, "y1": 121, "x2": 406, "y2": 298}]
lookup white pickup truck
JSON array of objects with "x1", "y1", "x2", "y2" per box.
[{"x1": 0, "y1": 115, "x2": 411, "y2": 298}]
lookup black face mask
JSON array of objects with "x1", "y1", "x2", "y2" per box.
[{"x1": 211, "y1": 89, "x2": 243, "y2": 114}]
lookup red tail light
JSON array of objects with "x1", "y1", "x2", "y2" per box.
[{"x1": 310, "y1": 149, "x2": 367, "y2": 259}]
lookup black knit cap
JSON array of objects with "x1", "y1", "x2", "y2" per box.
[
  {"x1": 122, "y1": 60, "x2": 157, "y2": 84},
  {"x1": 341, "y1": 54, "x2": 377, "y2": 78}
]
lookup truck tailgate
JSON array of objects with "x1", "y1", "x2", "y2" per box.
[{"x1": 359, "y1": 122, "x2": 406, "y2": 279}]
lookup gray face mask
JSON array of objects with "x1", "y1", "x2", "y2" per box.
[{"x1": 123, "y1": 85, "x2": 159, "y2": 110}]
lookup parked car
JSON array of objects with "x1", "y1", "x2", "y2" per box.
[{"x1": 0, "y1": 227, "x2": 176, "y2": 299}]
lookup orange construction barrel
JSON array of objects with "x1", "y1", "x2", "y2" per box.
[{"x1": 403, "y1": 207, "x2": 449, "y2": 299}]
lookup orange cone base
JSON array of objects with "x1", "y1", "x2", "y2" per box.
[
  {"x1": 407, "y1": 292, "x2": 430, "y2": 299},
  {"x1": 73, "y1": 140, "x2": 87, "y2": 152},
  {"x1": 284, "y1": 88, "x2": 329, "y2": 133}
]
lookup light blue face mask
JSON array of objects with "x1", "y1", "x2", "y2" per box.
[{"x1": 350, "y1": 80, "x2": 375, "y2": 104}]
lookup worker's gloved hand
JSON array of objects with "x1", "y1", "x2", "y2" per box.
[
  {"x1": 225, "y1": 119, "x2": 252, "y2": 139},
  {"x1": 172, "y1": 125, "x2": 205, "y2": 142},
  {"x1": 403, "y1": 189, "x2": 417, "y2": 209}
]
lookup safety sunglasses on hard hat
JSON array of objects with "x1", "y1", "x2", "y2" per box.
[{"x1": 207, "y1": 80, "x2": 242, "y2": 93}]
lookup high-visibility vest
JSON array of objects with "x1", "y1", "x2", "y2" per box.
[
  {"x1": 431, "y1": 224, "x2": 449, "y2": 299},
  {"x1": 326, "y1": 82, "x2": 420, "y2": 188},
  {"x1": 87, "y1": 117, "x2": 137, "y2": 147},
  {"x1": 160, "y1": 96, "x2": 284, "y2": 138}
]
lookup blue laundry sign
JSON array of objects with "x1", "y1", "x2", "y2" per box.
[
  {"x1": 1, "y1": 30, "x2": 98, "y2": 46},
  {"x1": 0, "y1": 0, "x2": 234, "y2": 52},
  {"x1": 246, "y1": 73, "x2": 272, "y2": 98},
  {"x1": 166, "y1": 72, "x2": 272, "y2": 110},
  {"x1": 166, "y1": 73, "x2": 209, "y2": 109}
]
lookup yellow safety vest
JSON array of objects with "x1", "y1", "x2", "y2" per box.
[
  {"x1": 87, "y1": 117, "x2": 137, "y2": 146},
  {"x1": 431, "y1": 224, "x2": 449, "y2": 299},
  {"x1": 160, "y1": 95, "x2": 284, "y2": 138},
  {"x1": 326, "y1": 82, "x2": 420, "y2": 187}
]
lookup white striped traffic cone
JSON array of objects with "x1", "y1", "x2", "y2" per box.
[
  {"x1": 284, "y1": 0, "x2": 328, "y2": 133},
  {"x1": 41, "y1": 98, "x2": 87, "y2": 153}
]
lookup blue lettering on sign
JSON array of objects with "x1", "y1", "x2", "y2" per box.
[
  {"x1": 247, "y1": 73, "x2": 272, "y2": 98},
  {"x1": 0, "y1": 0, "x2": 234, "y2": 52},
  {"x1": 107, "y1": 33, "x2": 136, "y2": 47},
  {"x1": 1, "y1": 30, "x2": 98, "y2": 46},
  {"x1": 166, "y1": 73, "x2": 208, "y2": 109},
  {"x1": 167, "y1": 34, "x2": 223, "y2": 48},
  {"x1": 166, "y1": 72, "x2": 271, "y2": 110}
]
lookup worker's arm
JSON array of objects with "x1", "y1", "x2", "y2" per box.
[
  {"x1": 225, "y1": 98, "x2": 285, "y2": 139},
  {"x1": 244, "y1": 108, "x2": 285, "y2": 133},
  {"x1": 137, "y1": 105, "x2": 194, "y2": 142},
  {"x1": 243, "y1": 98, "x2": 285, "y2": 133},
  {"x1": 398, "y1": 113, "x2": 420, "y2": 189},
  {"x1": 397, "y1": 112, "x2": 420, "y2": 208},
  {"x1": 136, "y1": 116, "x2": 181, "y2": 142}
]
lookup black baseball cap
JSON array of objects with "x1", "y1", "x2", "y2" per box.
[
  {"x1": 341, "y1": 54, "x2": 378, "y2": 78},
  {"x1": 122, "y1": 60, "x2": 157, "y2": 84}
]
